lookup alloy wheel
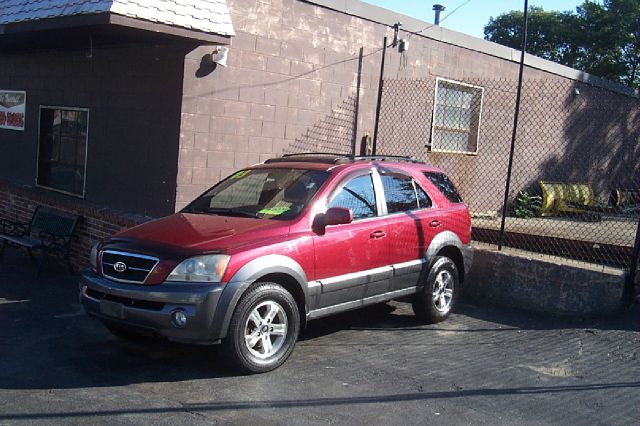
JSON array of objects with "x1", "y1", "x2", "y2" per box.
[
  {"x1": 244, "y1": 300, "x2": 288, "y2": 359},
  {"x1": 432, "y1": 270, "x2": 454, "y2": 312}
]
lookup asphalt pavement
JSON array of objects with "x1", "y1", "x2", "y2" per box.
[{"x1": 1, "y1": 250, "x2": 639, "y2": 425}]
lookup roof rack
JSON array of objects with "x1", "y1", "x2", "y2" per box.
[
  {"x1": 351, "y1": 155, "x2": 424, "y2": 164},
  {"x1": 264, "y1": 153, "x2": 425, "y2": 165},
  {"x1": 264, "y1": 153, "x2": 349, "y2": 165},
  {"x1": 280, "y1": 152, "x2": 348, "y2": 158}
]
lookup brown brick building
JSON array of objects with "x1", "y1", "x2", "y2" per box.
[{"x1": 1, "y1": 0, "x2": 638, "y2": 268}]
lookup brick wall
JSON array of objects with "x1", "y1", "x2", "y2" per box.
[
  {"x1": 0, "y1": 44, "x2": 186, "y2": 217},
  {"x1": 175, "y1": 0, "x2": 639, "y2": 216},
  {"x1": 174, "y1": 0, "x2": 386, "y2": 210},
  {"x1": 0, "y1": 182, "x2": 150, "y2": 270},
  {"x1": 171, "y1": 0, "x2": 555, "y2": 211},
  {"x1": 0, "y1": 42, "x2": 187, "y2": 270}
]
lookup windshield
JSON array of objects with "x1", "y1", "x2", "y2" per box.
[{"x1": 183, "y1": 168, "x2": 330, "y2": 220}]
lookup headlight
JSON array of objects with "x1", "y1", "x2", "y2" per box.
[
  {"x1": 167, "y1": 254, "x2": 230, "y2": 283},
  {"x1": 90, "y1": 243, "x2": 99, "y2": 271}
]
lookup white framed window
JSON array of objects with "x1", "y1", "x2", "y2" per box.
[
  {"x1": 36, "y1": 106, "x2": 89, "y2": 197},
  {"x1": 430, "y1": 78, "x2": 484, "y2": 154}
]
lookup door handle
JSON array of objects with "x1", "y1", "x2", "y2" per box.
[
  {"x1": 370, "y1": 230, "x2": 387, "y2": 239},
  {"x1": 429, "y1": 220, "x2": 442, "y2": 228}
]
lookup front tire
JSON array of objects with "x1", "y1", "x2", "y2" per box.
[
  {"x1": 222, "y1": 282, "x2": 300, "y2": 373},
  {"x1": 412, "y1": 256, "x2": 459, "y2": 323}
]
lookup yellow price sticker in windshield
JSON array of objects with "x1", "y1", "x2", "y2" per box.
[
  {"x1": 258, "y1": 206, "x2": 291, "y2": 216},
  {"x1": 230, "y1": 170, "x2": 250, "y2": 179}
]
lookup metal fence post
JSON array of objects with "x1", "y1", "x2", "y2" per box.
[
  {"x1": 498, "y1": 0, "x2": 529, "y2": 251},
  {"x1": 372, "y1": 37, "x2": 387, "y2": 156},
  {"x1": 351, "y1": 47, "x2": 364, "y2": 156},
  {"x1": 624, "y1": 219, "x2": 640, "y2": 305}
]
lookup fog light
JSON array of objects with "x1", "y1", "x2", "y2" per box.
[{"x1": 170, "y1": 310, "x2": 188, "y2": 328}]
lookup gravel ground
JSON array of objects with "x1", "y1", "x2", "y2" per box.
[{"x1": 1, "y1": 251, "x2": 639, "y2": 425}]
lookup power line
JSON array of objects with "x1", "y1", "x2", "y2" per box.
[
  {"x1": 405, "y1": 0, "x2": 474, "y2": 40},
  {"x1": 440, "y1": 0, "x2": 473, "y2": 24}
]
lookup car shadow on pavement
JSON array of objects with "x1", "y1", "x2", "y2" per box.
[{"x1": 300, "y1": 301, "x2": 423, "y2": 341}]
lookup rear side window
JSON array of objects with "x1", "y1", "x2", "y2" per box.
[
  {"x1": 380, "y1": 170, "x2": 432, "y2": 214},
  {"x1": 424, "y1": 172, "x2": 463, "y2": 203}
]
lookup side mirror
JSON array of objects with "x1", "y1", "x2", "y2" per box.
[
  {"x1": 314, "y1": 207, "x2": 352, "y2": 234},
  {"x1": 324, "y1": 207, "x2": 353, "y2": 226}
]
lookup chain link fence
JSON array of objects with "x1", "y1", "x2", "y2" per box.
[{"x1": 376, "y1": 77, "x2": 640, "y2": 270}]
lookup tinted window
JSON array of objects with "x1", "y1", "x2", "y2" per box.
[
  {"x1": 37, "y1": 107, "x2": 89, "y2": 196},
  {"x1": 424, "y1": 172, "x2": 463, "y2": 203},
  {"x1": 380, "y1": 171, "x2": 432, "y2": 214},
  {"x1": 416, "y1": 185, "x2": 432, "y2": 209},
  {"x1": 328, "y1": 174, "x2": 377, "y2": 220}
]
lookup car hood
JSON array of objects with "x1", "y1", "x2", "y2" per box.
[{"x1": 113, "y1": 213, "x2": 289, "y2": 252}]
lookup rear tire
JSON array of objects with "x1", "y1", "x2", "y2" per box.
[
  {"x1": 412, "y1": 256, "x2": 459, "y2": 323},
  {"x1": 221, "y1": 282, "x2": 300, "y2": 373}
]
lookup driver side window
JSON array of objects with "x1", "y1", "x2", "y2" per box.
[{"x1": 328, "y1": 174, "x2": 377, "y2": 220}]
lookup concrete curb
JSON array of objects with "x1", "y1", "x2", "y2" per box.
[{"x1": 464, "y1": 245, "x2": 627, "y2": 315}]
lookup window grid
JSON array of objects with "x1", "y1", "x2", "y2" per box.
[{"x1": 431, "y1": 78, "x2": 484, "y2": 155}]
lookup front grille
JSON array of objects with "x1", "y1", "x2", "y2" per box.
[
  {"x1": 101, "y1": 250, "x2": 159, "y2": 284},
  {"x1": 85, "y1": 288, "x2": 165, "y2": 311}
]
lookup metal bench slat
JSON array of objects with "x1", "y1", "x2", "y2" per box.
[{"x1": 0, "y1": 234, "x2": 42, "y2": 249}]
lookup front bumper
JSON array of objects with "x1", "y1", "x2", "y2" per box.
[{"x1": 79, "y1": 269, "x2": 227, "y2": 344}]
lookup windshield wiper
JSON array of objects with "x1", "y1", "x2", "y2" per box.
[
  {"x1": 205, "y1": 208, "x2": 258, "y2": 218},
  {"x1": 183, "y1": 206, "x2": 259, "y2": 218},
  {"x1": 182, "y1": 206, "x2": 208, "y2": 214}
]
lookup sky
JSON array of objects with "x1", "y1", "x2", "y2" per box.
[{"x1": 362, "y1": 0, "x2": 591, "y2": 38}]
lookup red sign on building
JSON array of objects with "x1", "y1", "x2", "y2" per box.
[{"x1": 0, "y1": 90, "x2": 26, "y2": 131}]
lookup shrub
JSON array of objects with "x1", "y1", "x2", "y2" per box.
[{"x1": 513, "y1": 190, "x2": 542, "y2": 218}]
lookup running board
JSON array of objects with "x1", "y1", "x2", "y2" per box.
[{"x1": 307, "y1": 287, "x2": 419, "y2": 320}]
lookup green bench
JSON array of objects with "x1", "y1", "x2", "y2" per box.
[{"x1": 0, "y1": 206, "x2": 80, "y2": 273}]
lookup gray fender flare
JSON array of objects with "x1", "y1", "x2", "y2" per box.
[
  {"x1": 209, "y1": 254, "x2": 309, "y2": 340},
  {"x1": 422, "y1": 230, "x2": 470, "y2": 285},
  {"x1": 425, "y1": 230, "x2": 463, "y2": 261}
]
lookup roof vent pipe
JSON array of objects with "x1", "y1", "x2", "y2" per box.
[{"x1": 433, "y1": 4, "x2": 445, "y2": 25}]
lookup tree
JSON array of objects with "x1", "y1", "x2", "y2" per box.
[
  {"x1": 484, "y1": 6, "x2": 581, "y2": 66},
  {"x1": 484, "y1": 1, "x2": 640, "y2": 88},
  {"x1": 577, "y1": 0, "x2": 640, "y2": 86}
]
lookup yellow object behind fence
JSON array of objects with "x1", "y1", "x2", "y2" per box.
[{"x1": 539, "y1": 181, "x2": 594, "y2": 217}]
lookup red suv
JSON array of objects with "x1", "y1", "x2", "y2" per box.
[{"x1": 80, "y1": 154, "x2": 473, "y2": 373}]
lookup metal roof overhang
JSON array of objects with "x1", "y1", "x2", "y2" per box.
[{"x1": 0, "y1": 12, "x2": 231, "y2": 52}]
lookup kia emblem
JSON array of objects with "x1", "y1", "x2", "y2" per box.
[{"x1": 113, "y1": 261, "x2": 127, "y2": 273}]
